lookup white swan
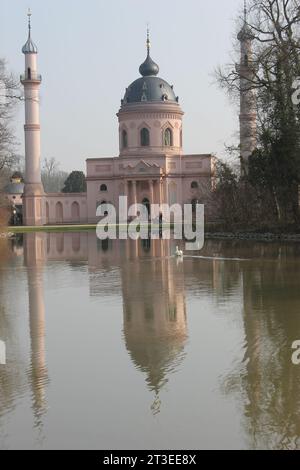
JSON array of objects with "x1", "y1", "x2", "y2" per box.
[{"x1": 175, "y1": 246, "x2": 183, "y2": 257}]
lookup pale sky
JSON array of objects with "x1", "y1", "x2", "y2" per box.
[{"x1": 1, "y1": 0, "x2": 243, "y2": 172}]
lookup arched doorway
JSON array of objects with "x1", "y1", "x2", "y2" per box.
[
  {"x1": 142, "y1": 197, "x2": 150, "y2": 219},
  {"x1": 55, "y1": 201, "x2": 63, "y2": 223},
  {"x1": 99, "y1": 200, "x2": 108, "y2": 216},
  {"x1": 71, "y1": 201, "x2": 80, "y2": 222}
]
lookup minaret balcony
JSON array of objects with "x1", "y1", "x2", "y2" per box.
[{"x1": 20, "y1": 72, "x2": 42, "y2": 83}]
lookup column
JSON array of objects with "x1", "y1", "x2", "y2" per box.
[
  {"x1": 149, "y1": 180, "x2": 154, "y2": 205},
  {"x1": 132, "y1": 180, "x2": 137, "y2": 216},
  {"x1": 124, "y1": 180, "x2": 128, "y2": 197},
  {"x1": 159, "y1": 178, "x2": 163, "y2": 206}
]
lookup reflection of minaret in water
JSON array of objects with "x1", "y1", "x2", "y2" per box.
[
  {"x1": 121, "y1": 238, "x2": 187, "y2": 414},
  {"x1": 23, "y1": 232, "x2": 48, "y2": 434},
  {"x1": 223, "y1": 246, "x2": 300, "y2": 449}
]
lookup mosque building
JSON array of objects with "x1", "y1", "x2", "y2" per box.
[
  {"x1": 4, "y1": 171, "x2": 24, "y2": 207},
  {"x1": 16, "y1": 8, "x2": 256, "y2": 226}
]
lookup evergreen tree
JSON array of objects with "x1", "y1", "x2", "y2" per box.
[{"x1": 62, "y1": 171, "x2": 87, "y2": 193}]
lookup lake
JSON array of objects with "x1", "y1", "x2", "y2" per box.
[{"x1": 0, "y1": 231, "x2": 300, "y2": 450}]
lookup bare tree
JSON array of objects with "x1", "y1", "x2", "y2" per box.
[
  {"x1": 43, "y1": 157, "x2": 60, "y2": 177},
  {"x1": 217, "y1": 0, "x2": 300, "y2": 224},
  {"x1": 41, "y1": 157, "x2": 68, "y2": 193},
  {"x1": 0, "y1": 59, "x2": 21, "y2": 181}
]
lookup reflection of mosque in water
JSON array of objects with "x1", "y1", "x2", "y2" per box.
[
  {"x1": 2, "y1": 234, "x2": 300, "y2": 447},
  {"x1": 1, "y1": 232, "x2": 221, "y2": 423},
  {"x1": 49, "y1": 232, "x2": 189, "y2": 414},
  {"x1": 3, "y1": 232, "x2": 190, "y2": 418}
]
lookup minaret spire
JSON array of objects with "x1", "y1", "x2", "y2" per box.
[
  {"x1": 244, "y1": 0, "x2": 247, "y2": 22},
  {"x1": 22, "y1": 8, "x2": 38, "y2": 54},
  {"x1": 27, "y1": 7, "x2": 32, "y2": 34},
  {"x1": 146, "y1": 25, "x2": 151, "y2": 56}
]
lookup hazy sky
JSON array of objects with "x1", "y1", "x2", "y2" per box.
[{"x1": 2, "y1": 0, "x2": 243, "y2": 172}]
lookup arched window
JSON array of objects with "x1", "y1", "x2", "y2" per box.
[
  {"x1": 140, "y1": 128, "x2": 150, "y2": 147},
  {"x1": 55, "y1": 201, "x2": 63, "y2": 223},
  {"x1": 180, "y1": 129, "x2": 183, "y2": 147},
  {"x1": 27, "y1": 67, "x2": 31, "y2": 80},
  {"x1": 100, "y1": 184, "x2": 108, "y2": 192},
  {"x1": 71, "y1": 201, "x2": 80, "y2": 222},
  {"x1": 191, "y1": 181, "x2": 199, "y2": 189},
  {"x1": 122, "y1": 130, "x2": 128, "y2": 149},
  {"x1": 163, "y1": 128, "x2": 173, "y2": 147}
]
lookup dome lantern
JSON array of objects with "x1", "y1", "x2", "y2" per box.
[
  {"x1": 139, "y1": 28, "x2": 160, "y2": 77},
  {"x1": 121, "y1": 30, "x2": 180, "y2": 106}
]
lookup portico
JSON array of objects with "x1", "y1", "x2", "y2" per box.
[{"x1": 124, "y1": 177, "x2": 166, "y2": 215}]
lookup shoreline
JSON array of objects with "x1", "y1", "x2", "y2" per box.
[
  {"x1": 1, "y1": 224, "x2": 300, "y2": 242},
  {"x1": 205, "y1": 232, "x2": 300, "y2": 242}
]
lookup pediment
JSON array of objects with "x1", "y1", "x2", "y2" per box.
[{"x1": 124, "y1": 160, "x2": 162, "y2": 175}]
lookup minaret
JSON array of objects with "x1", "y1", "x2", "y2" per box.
[
  {"x1": 21, "y1": 10, "x2": 46, "y2": 226},
  {"x1": 237, "y1": 1, "x2": 257, "y2": 173}
]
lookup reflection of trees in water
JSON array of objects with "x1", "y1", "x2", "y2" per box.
[
  {"x1": 0, "y1": 238, "x2": 27, "y2": 441},
  {"x1": 219, "y1": 244, "x2": 300, "y2": 450},
  {"x1": 3, "y1": 233, "x2": 300, "y2": 447},
  {"x1": 184, "y1": 240, "x2": 243, "y2": 302}
]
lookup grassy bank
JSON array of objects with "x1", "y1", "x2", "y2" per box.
[
  {"x1": 5, "y1": 224, "x2": 98, "y2": 233},
  {"x1": 4, "y1": 223, "x2": 174, "y2": 234},
  {"x1": 4, "y1": 223, "x2": 300, "y2": 242}
]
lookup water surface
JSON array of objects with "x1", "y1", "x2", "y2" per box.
[{"x1": 0, "y1": 232, "x2": 300, "y2": 450}]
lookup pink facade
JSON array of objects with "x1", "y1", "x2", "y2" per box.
[
  {"x1": 45, "y1": 193, "x2": 88, "y2": 224},
  {"x1": 43, "y1": 148, "x2": 213, "y2": 225},
  {"x1": 86, "y1": 154, "x2": 213, "y2": 224}
]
